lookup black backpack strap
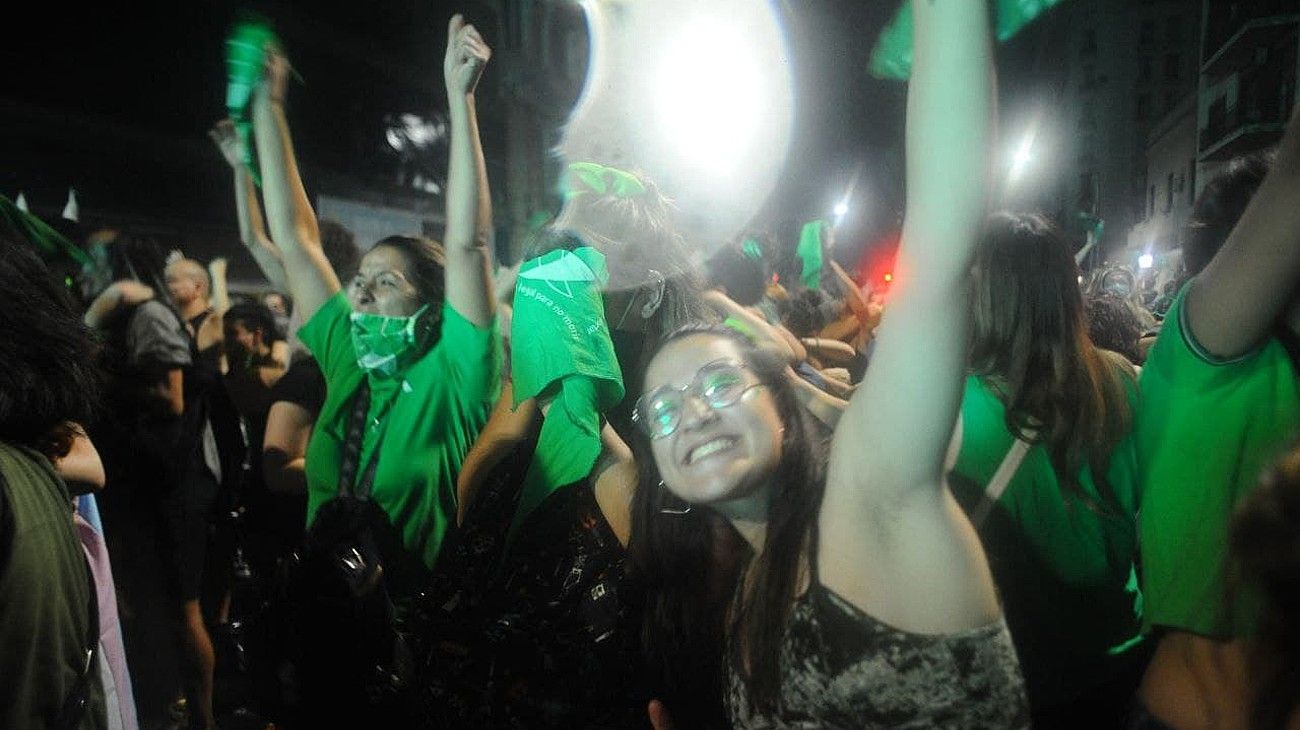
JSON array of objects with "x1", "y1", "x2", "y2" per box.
[
  {"x1": 337, "y1": 380, "x2": 389, "y2": 499},
  {"x1": 337, "y1": 381, "x2": 372, "y2": 498}
]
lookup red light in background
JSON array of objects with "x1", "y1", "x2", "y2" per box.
[{"x1": 883, "y1": 273, "x2": 893, "y2": 283}]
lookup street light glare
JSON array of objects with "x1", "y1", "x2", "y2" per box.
[
  {"x1": 834, "y1": 201, "x2": 849, "y2": 217},
  {"x1": 1138, "y1": 253, "x2": 1154, "y2": 270},
  {"x1": 1008, "y1": 127, "x2": 1037, "y2": 183}
]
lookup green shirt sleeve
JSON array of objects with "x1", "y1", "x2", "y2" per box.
[
  {"x1": 1137, "y1": 282, "x2": 1300, "y2": 637},
  {"x1": 297, "y1": 292, "x2": 358, "y2": 386},
  {"x1": 431, "y1": 301, "x2": 501, "y2": 404}
]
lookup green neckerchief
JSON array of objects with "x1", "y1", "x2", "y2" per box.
[
  {"x1": 797, "y1": 220, "x2": 827, "y2": 290},
  {"x1": 0, "y1": 195, "x2": 91, "y2": 267},
  {"x1": 226, "y1": 18, "x2": 280, "y2": 186},
  {"x1": 869, "y1": 0, "x2": 1067, "y2": 80},
  {"x1": 348, "y1": 304, "x2": 431, "y2": 378},
  {"x1": 508, "y1": 245, "x2": 624, "y2": 544},
  {"x1": 563, "y1": 161, "x2": 647, "y2": 201},
  {"x1": 742, "y1": 238, "x2": 763, "y2": 260}
]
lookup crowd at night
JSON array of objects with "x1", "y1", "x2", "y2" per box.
[{"x1": 2, "y1": 1, "x2": 1300, "y2": 729}]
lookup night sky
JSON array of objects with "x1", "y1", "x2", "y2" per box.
[{"x1": 2, "y1": 1, "x2": 1057, "y2": 273}]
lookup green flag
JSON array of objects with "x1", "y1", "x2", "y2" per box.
[
  {"x1": 507, "y1": 244, "x2": 625, "y2": 543},
  {"x1": 870, "y1": 0, "x2": 1067, "y2": 80},
  {"x1": 0, "y1": 195, "x2": 91, "y2": 267},
  {"x1": 225, "y1": 17, "x2": 280, "y2": 186},
  {"x1": 797, "y1": 220, "x2": 827, "y2": 290}
]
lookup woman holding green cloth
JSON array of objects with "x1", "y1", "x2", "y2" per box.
[
  {"x1": 418, "y1": 169, "x2": 709, "y2": 726},
  {"x1": 247, "y1": 14, "x2": 499, "y2": 583}
]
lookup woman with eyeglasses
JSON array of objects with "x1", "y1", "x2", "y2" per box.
[
  {"x1": 625, "y1": 3, "x2": 1028, "y2": 727},
  {"x1": 247, "y1": 15, "x2": 498, "y2": 578}
]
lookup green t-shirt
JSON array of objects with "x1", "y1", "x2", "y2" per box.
[
  {"x1": 0, "y1": 441, "x2": 107, "y2": 730},
  {"x1": 300, "y1": 293, "x2": 501, "y2": 569},
  {"x1": 952, "y1": 374, "x2": 1144, "y2": 708},
  {"x1": 1137, "y1": 283, "x2": 1300, "y2": 638}
]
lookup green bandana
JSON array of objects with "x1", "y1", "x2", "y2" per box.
[
  {"x1": 0, "y1": 195, "x2": 91, "y2": 267},
  {"x1": 742, "y1": 238, "x2": 764, "y2": 260},
  {"x1": 349, "y1": 304, "x2": 430, "y2": 378},
  {"x1": 225, "y1": 18, "x2": 280, "y2": 186},
  {"x1": 508, "y1": 245, "x2": 624, "y2": 543},
  {"x1": 563, "y1": 161, "x2": 648, "y2": 200},
  {"x1": 869, "y1": 0, "x2": 1067, "y2": 80},
  {"x1": 797, "y1": 220, "x2": 827, "y2": 290}
]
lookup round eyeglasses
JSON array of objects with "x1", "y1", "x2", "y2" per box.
[{"x1": 632, "y1": 359, "x2": 763, "y2": 440}]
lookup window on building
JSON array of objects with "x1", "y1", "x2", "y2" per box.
[
  {"x1": 1189, "y1": 159, "x2": 1197, "y2": 205},
  {"x1": 1138, "y1": 56, "x2": 1153, "y2": 83},
  {"x1": 1139, "y1": 19, "x2": 1155, "y2": 46},
  {"x1": 1164, "y1": 53, "x2": 1180, "y2": 83},
  {"x1": 1149, "y1": 184, "x2": 1157, "y2": 218},
  {"x1": 1136, "y1": 94, "x2": 1150, "y2": 120},
  {"x1": 1165, "y1": 172, "x2": 1175, "y2": 214},
  {"x1": 1081, "y1": 28, "x2": 1097, "y2": 56}
]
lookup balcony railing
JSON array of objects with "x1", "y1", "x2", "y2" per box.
[{"x1": 1200, "y1": 99, "x2": 1292, "y2": 160}]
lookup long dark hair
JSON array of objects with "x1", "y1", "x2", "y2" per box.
[
  {"x1": 627, "y1": 324, "x2": 826, "y2": 722},
  {"x1": 1230, "y1": 443, "x2": 1300, "y2": 730},
  {"x1": 969, "y1": 212, "x2": 1135, "y2": 508},
  {"x1": 0, "y1": 231, "x2": 102, "y2": 459}
]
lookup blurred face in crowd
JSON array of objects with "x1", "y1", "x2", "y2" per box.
[
  {"x1": 224, "y1": 320, "x2": 266, "y2": 361},
  {"x1": 348, "y1": 245, "x2": 422, "y2": 317},
  {"x1": 165, "y1": 259, "x2": 207, "y2": 306},
  {"x1": 263, "y1": 292, "x2": 289, "y2": 318},
  {"x1": 640, "y1": 334, "x2": 784, "y2": 510}
]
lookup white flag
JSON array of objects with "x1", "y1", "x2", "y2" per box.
[
  {"x1": 62, "y1": 188, "x2": 79, "y2": 222},
  {"x1": 15, "y1": 192, "x2": 29, "y2": 213}
]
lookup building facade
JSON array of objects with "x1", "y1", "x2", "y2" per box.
[{"x1": 1048, "y1": 0, "x2": 1202, "y2": 262}]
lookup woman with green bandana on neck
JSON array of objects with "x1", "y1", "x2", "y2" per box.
[
  {"x1": 418, "y1": 166, "x2": 709, "y2": 727},
  {"x1": 247, "y1": 14, "x2": 499, "y2": 593}
]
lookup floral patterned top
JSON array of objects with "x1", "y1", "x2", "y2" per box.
[{"x1": 726, "y1": 583, "x2": 1030, "y2": 729}]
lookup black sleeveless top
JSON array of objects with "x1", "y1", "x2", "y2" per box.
[{"x1": 725, "y1": 577, "x2": 1029, "y2": 729}]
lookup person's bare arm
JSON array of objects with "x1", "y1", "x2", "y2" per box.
[
  {"x1": 251, "y1": 48, "x2": 340, "y2": 322},
  {"x1": 1186, "y1": 102, "x2": 1300, "y2": 358},
  {"x1": 442, "y1": 15, "x2": 496, "y2": 327},
  {"x1": 455, "y1": 383, "x2": 537, "y2": 523},
  {"x1": 51, "y1": 424, "x2": 106, "y2": 495},
  {"x1": 819, "y1": 0, "x2": 998, "y2": 634},
  {"x1": 262, "y1": 400, "x2": 314, "y2": 495},
  {"x1": 83, "y1": 280, "x2": 154, "y2": 329},
  {"x1": 210, "y1": 120, "x2": 289, "y2": 290}
]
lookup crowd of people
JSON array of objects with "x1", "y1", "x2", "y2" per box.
[{"x1": 3, "y1": 3, "x2": 1300, "y2": 729}]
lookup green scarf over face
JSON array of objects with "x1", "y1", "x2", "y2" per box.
[
  {"x1": 225, "y1": 18, "x2": 279, "y2": 186},
  {"x1": 0, "y1": 195, "x2": 91, "y2": 267},
  {"x1": 797, "y1": 220, "x2": 827, "y2": 290},
  {"x1": 349, "y1": 304, "x2": 431, "y2": 378},
  {"x1": 508, "y1": 245, "x2": 624, "y2": 542},
  {"x1": 869, "y1": 0, "x2": 1067, "y2": 80}
]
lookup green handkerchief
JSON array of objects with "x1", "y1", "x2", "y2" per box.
[
  {"x1": 869, "y1": 0, "x2": 1067, "y2": 80},
  {"x1": 797, "y1": 220, "x2": 826, "y2": 291},
  {"x1": 508, "y1": 245, "x2": 625, "y2": 542}
]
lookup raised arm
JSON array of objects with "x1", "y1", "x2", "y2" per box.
[
  {"x1": 819, "y1": 0, "x2": 997, "y2": 633},
  {"x1": 442, "y1": 14, "x2": 495, "y2": 326},
  {"x1": 209, "y1": 258, "x2": 231, "y2": 315},
  {"x1": 210, "y1": 119, "x2": 288, "y2": 290},
  {"x1": 1186, "y1": 102, "x2": 1300, "y2": 358},
  {"x1": 250, "y1": 47, "x2": 340, "y2": 322}
]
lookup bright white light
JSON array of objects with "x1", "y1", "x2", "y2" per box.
[
  {"x1": 1138, "y1": 253, "x2": 1154, "y2": 269},
  {"x1": 654, "y1": 23, "x2": 765, "y2": 177},
  {"x1": 385, "y1": 128, "x2": 405, "y2": 152},
  {"x1": 1008, "y1": 128, "x2": 1037, "y2": 183},
  {"x1": 834, "y1": 201, "x2": 849, "y2": 217}
]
